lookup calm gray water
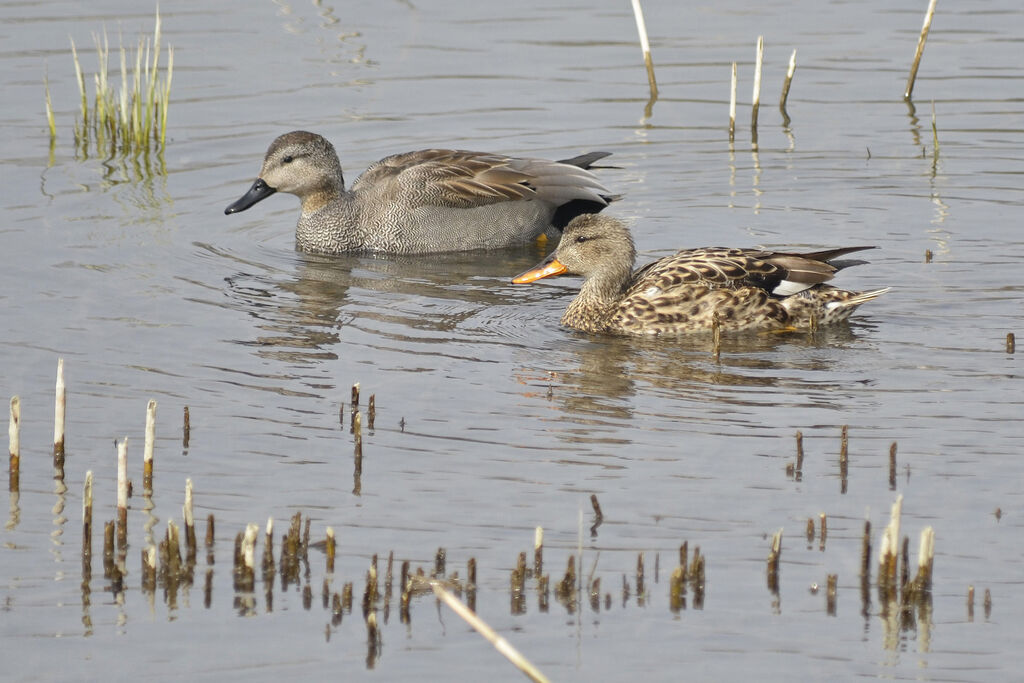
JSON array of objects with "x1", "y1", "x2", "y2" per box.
[{"x1": 2, "y1": 0, "x2": 1022, "y2": 680}]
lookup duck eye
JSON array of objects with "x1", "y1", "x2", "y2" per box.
[
  {"x1": 574, "y1": 235, "x2": 590, "y2": 244},
  {"x1": 282, "y1": 155, "x2": 294, "y2": 164}
]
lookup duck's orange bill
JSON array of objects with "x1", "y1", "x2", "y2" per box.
[{"x1": 512, "y1": 258, "x2": 568, "y2": 284}]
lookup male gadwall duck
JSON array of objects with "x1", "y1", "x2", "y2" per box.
[
  {"x1": 225, "y1": 131, "x2": 615, "y2": 254},
  {"x1": 512, "y1": 214, "x2": 890, "y2": 335}
]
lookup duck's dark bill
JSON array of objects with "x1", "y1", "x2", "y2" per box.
[
  {"x1": 224, "y1": 178, "x2": 277, "y2": 214},
  {"x1": 512, "y1": 258, "x2": 568, "y2": 284}
]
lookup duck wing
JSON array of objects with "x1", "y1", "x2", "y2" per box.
[
  {"x1": 626, "y1": 246, "x2": 877, "y2": 299},
  {"x1": 352, "y1": 149, "x2": 612, "y2": 210}
]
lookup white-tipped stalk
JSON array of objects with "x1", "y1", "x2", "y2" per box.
[
  {"x1": 729, "y1": 62, "x2": 738, "y2": 140},
  {"x1": 53, "y1": 358, "x2": 66, "y2": 454},
  {"x1": 143, "y1": 399, "x2": 156, "y2": 487},
  {"x1": 630, "y1": 0, "x2": 658, "y2": 100},
  {"x1": 779, "y1": 48, "x2": 797, "y2": 122},
  {"x1": 9, "y1": 397, "x2": 20, "y2": 463},
  {"x1": 751, "y1": 35, "x2": 764, "y2": 133},
  {"x1": 905, "y1": 0, "x2": 938, "y2": 100},
  {"x1": 116, "y1": 438, "x2": 128, "y2": 512},
  {"x1": 44, "y1": 68, "x2": 57, "y2": 140}
]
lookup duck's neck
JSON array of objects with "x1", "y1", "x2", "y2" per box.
[
  {"x1": 295, "y1": 189, "x2": 367, "y2": 254},
  {"x1": 561, "y1": 270, "x2": 630, "y2": 333}
]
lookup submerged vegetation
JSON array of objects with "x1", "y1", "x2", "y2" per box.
[{"x1": 45, "y1": 10, "x2": 173, "y2": 159}]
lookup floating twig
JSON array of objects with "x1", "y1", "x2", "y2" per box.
[
  {"x1": 415, "y1": 575, "x2": 551, "y2": 683},
  {"x1": 904, "y1": 0, "x2": 938, "y2": 100}
]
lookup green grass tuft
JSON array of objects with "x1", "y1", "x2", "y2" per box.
[{"x1": 55, "y1": 9, "x2": 173, "y2": 159}]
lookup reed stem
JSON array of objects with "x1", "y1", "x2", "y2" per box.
[{"x1": 904, "y1": 0, "x2": 938, "y2": 100}]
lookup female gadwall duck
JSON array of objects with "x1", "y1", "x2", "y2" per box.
[
  {"x1": 225, "y1": 131, "x2": 615, "y2": 254},
  {"x1": 512, "y1": 214, "x2": 889, "y2": 335}
]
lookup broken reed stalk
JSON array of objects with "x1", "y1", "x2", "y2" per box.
[
  {"x1": 766, "y1": 529, "x2": 782, "y2": 593},
  {"x1": 826, "y1": 573, "x2": 838, "y2": 615},
  {"x1": 534, "y1": 526, "x2": 544, "y2": 577},
  {"x1": 729, "y1": 62, "x2": 737, "y2": 141},
  {"x1": 904, "y1": 0, "x2": 938, "y2": 100},
  {"x1": 326, "y1": 527, "x2": 336, "y2": 574},
  {"x1": 143, "y1": 399, "x2": 156, "y2": 491},
  {"x1": 794, "y1": 430, "x2": 804, "y2": 473},
  {"x1": 183, "y1": 479, "x2": 196, "y2": 563},
  {"x1": 54, "y1": 358, "x2": 66, "y2": 458},
  {"x1": 9, "y1": 396, "x2": 20, "y2": 492},
  {"x1": 350, "y1": 382, "x2": 360, "y2": 431},
  {"x1": 889, "y1": 442, "x2": 898, "y2": 489},
  {"x1": 819, "y1": 513, "x2": 827, "y2": 551},
  {"x1": 878, "y1": 495, "x2": 903, "y2": 601},
  {"x1": 860, "y1": 519, "x2": 872, "y2": 614},
  {"x1": 45, "y1": 67, "x2": 57, "y2": 141},
  {"x1": 630, "y1": 0, "x2": 658, "y2": 100},
  {"x1": 368, "y1": 394, "x2": 376, "y2": 430},
  {"x1": 751, "y1": 36, "x2": 764, "y2": 135},
  {"x1": 82, "y1": 471, "x2": 93, "y2": 577},
  {"x1": 909, "y1": 526, "x2": 935, "y2": 595},
  {"x1": 416, "y1": 576, "x2": 551, "y2": 683},
  {"x1": 839, "y1": 425, "x2": 849, "y2": 493},
  {"x1": 778, "y1": 48, "x2": 797, "y2": 125},
  {"x1": 182, "y1": 406, "x2": 190, "y2": 448},
  {"x1": 1007, "y1": 333, "x2": 1015, "y2": 354},
  {"x1": 116, "y1": 438, "x2": 128, "y2": 549}
]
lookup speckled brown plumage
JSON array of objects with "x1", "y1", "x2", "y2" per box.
[
  {"x1": 225, "y1": 131, "x2": 615, "y2": 254},
  {"x1": 512, "y1": 214, "x2": 890, "y2": 335}
]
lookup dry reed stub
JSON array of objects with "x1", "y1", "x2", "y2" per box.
[
  {"x1": 826, "y1": 573, "x2": 838, "y2": 616},
  {"x1": 182, "y1": 406, "x2": 190, "y2": 448},
  {"x1": 142, "y1": 545, "x2": 157, "y2": 593},
  {"x1": 669, "y1": 566, "x2": 686, "y2": 612},
  {"x1": 368, "y1": 394, "x2": 376, "y2": 430},
  {"x1": 636, "y1": 552, "x2": 645, "y2": 599},
  {"x1": 589, "y1": 576, "x2": 601, "y2": 612},
  {"x1": 984, "y1": 588, "x2": 992, "y2": 619},
  {"x1": 183, "y1": 479, "x2": 196, "y2": 564},
  {"x1": 690, "y1": 547, "x2": 705, "y2": 608},
  {"x1": 904, "y1": 0, "x2": 938, "y2": 100},
  {"x1": 889, "y1": 442, "x2": 898, "y2": 490},
  {"x1": 82, "y1": 471, "x2": 93, "y2": 578},
  {"x1": 556, "y1": 555, "x2": 576, "y2": 604},
  {"x1": 779, "y1": 48, "x2": 797, "y2": 125},
  {"x1": 516, "y1": 551, "x2": 528, "y2": 582},
  {"x1": 53, "y1": 358, "x2": 66, "y2": 459},
  {"x1": 350, "y1": 382, "x2": 360, "y2": 433},
  {"x1": 534, "y1": 526, "x2": 543, "y2": 577},
  {"x1": 860, "y1": 518, "x2": 872, "y2": 615},
  {"x1": 1007, "y1": 333, "x2": 1016, "y2": 354},
  {"x1": 8, "y1": 396, "x2": 20, "y2": 492},
  {"x1": 434, "y1": 546, "x2": 446, "y2": 578},
  {"x1": 967, "y1": 584, "x2": 975, "y2": 621},
  {"x1": 204, "y1": 513, "x2": 215, "y2": 564},
  {"x1": 103, "y1": 519, "x2": 115, "y2": 578},
  {"x1": 878, "y1": 496, "x2": 903, "y2": 603},
  {"x1": 907, "y1": 526, "x2": 935, "y2": 598},
  {"x1": 805, "y1": 518, "x2": 815, "y2": 544},
  {"x1": 537, "y1": 573, "x2": 550, "y2": 612},
  {"x1": 819, "y1": 513, "x2": 827, "y2": 551},
  {"x1": 262, "y1": 517, "x2": 275, "y2": 580},
  {"x1": 143, "y1": 399, "x2": 156, "y2": 491},
  {"x1": 924, "y1": 249, "x2": 933, "y2": 263},
  {"x1": 839, "y1": 425, "x2": 849, "y2": 494},
  {"x1": 325, "y1": 527, "x2": 336, "y2": 574},
  {"x1": 331, "y1": 591, "x2": 344, "y2": 626},
  {"x1": 679, "y1": 541, "x2": 689, "y2": 580},
  {"x1": 795, "y1": 430, "x2": 804, "y2": 475},
  {"x1": 766, "y1": 529, "x2": 783, "y2": 595},
  {"x1": 899, "y1": 536, "x2": 910, "y2": 596}
]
